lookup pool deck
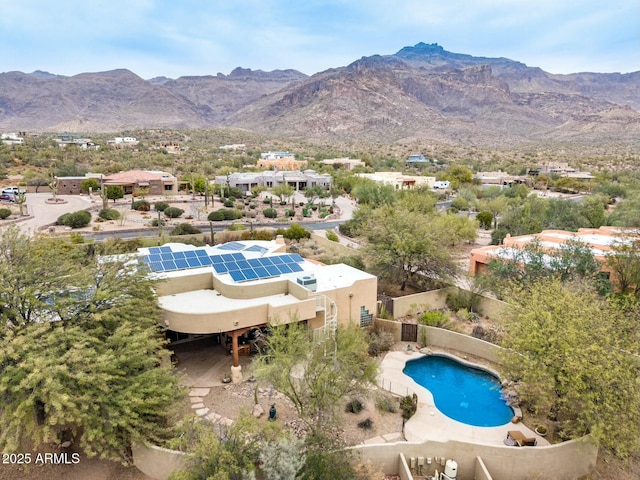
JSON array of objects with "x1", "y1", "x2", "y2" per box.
[{"x1": 378, "y1": 349, "x2": 549, "y2": 447}]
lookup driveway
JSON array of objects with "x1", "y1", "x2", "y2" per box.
[{"x1": 0, "y1": 193, "x2": 94, "y2": 236}]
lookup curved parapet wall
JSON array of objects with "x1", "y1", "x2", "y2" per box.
[{"x1": 132, "y1": 442, "x2": 187, "y2": 480}]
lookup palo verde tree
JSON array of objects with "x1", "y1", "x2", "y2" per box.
[
  {"x1": 500, "y1": 277, "x2": 640, "y2": 457},
  {"x1": 362, "y1": 205, "x2": 459, "y2": 290},
  {"x1": 0, "y1": 227, "x2": 183, "y2": 462},
  {"x1": 252, "y1": 321, "x2": 378, "y2": 434}
]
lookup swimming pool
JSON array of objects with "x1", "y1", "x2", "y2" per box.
[{"x1": 403, "y1": 355, "x2": 513, "y2": 427}]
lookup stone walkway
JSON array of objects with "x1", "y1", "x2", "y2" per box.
[{"x1": 188, "y1": 387, "x2": 235, "y2": 428}]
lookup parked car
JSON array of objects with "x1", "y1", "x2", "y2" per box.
[
  {"x1": 0, "y1": 194, "x2": 15, "y2": 202},
  {"x1": 1, "y1": 187, "x2": 26, "y2": 199}
]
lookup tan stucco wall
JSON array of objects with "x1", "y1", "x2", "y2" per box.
[
  {"x1": 132, "y1": 443, "x2": 187, "y2": 480},
  {"x1": 423, "y1": 326, "x2": 502, "y2": 364},
  {"x1": 353, "y1": 438, "x2": 597, "y2": 480},
  {"x1": 474, "y1": 456, "x2": 493, "y2": 480},
  {"x1": 155, "y1": 271, "x2": 213, "y2": 297}
]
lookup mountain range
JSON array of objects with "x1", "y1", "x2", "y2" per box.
[{"x1": 0, "y1": 42, "x2": 638, "y2": 148}]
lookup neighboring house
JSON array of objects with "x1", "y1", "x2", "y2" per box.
[
  {"x1": 214, "y1": 170, "x2": 332, "y2": 193},
  {"x1": 137, "y1": 239, "x2": 377, "y2": 380},
  {"x1": 468, "y1": 226, "x2": 635, "y2": 278},
  {"x1": 154, "y1": 141, "x2": 182, "y2": 153},
  {"x1": 219, "y1": 144, "x2": 246, "y2": 151},
  {"x1": 56, "y1": 170, "x2": 178, "y2": 195},
  {"x1": 407, "y1": 154, "x2": 428, "y2": 163},
  {"x1": 55, "y1": 135, "x2": 99, "y2": 150},
  {"x1": 433, "y1": 180, "x2": 451, "y2": 190},
  {"x1": 357, "y1": 172, "x2": 436, "y2": 190},
  {"x1": 108, "y1": 137, "x2": 139, "y2": 148},
  {"x1": 475, "y1": 171, "x2": 528, "y2": 187},
  {"x1": 1, "y1": 133, "x2": 24, "y2": 145},
  {"x1": 320, "y1": 157, "x2": 365, "y2": 170}
]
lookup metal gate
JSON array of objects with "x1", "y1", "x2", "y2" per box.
[{"x1": 401, "y1": 323, "x2": 418, "y2": 342}]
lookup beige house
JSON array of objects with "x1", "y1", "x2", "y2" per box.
[
  {"x1": 139, "y1": 239, "x2": 377, "y2": 381},
  {"x1": 102, "y1": 170, "x2": 178, "y2": 195},
  {"x1": 357, "y1": 172, "x2": 436, "y2": 190}
]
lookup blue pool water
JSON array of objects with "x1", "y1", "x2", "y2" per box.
[{"x1": 402, "y1": 355, "x2": 513, "y2": 427}]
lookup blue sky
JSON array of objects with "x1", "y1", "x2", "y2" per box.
[{"x1": 1, "y1": 0, "x2": 638, "y2": 78}]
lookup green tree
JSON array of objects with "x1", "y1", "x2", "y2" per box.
[
  {"x1": 253, "y1": 322, "x2": 378, "y2": 434},
  {"x1": 500, "y1": 278, "x2": 640, "y2": 457},
  {"x1": 80, "y1": 178, "x2": 100, "y2": 194},
  {"x1": 606, "y1": 235, "x2": 640, "y2": 296},
  {"x1": 0, "y1": 228, "x2": 182, "y2": 461},
  {"x1": 272, "y1": 184, "x2": 295, "y2": 203},
  {"x1": 106, "y1": 185, "x2": 124, "y2": 203},
  {"x1": 362, "y1": 206, "x2": 458, "y2": 290}
]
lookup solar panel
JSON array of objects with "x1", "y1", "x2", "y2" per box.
[
  {"x1": 231, "y1": 253, "x2": 244, "y2": 261},
  {"x1": 248, "y1": 258, "x2": 262, "y2": 268},
  {"x1": 149, "y1": 254, "x2": 162, "y2": 263},
  {"x1": 211, "y1": 255, "x2": 225, "y2": 264},
  {"x1": 150, "y1": 262, "x2": 164, "y2": 272},
  {"x1": 289, "y1": 253, "x2": 304, "y2": 263},
  {"x1": 236, "y1": 260, "x2": 251, "y2": 270},
  {"x1": 229, "y1": 270, "x2": 246, "y2": 281},
  {"x1": 278, "y1": 263, "x2": 293, "y2": 274},
  {"x1": 243, "y1": 269, "x2": 259, "y2": 280},
  {"x1": 186, "y1": 257, "x2": 201, "y2": 268},
  {"x1": 221, "y1": 254, "x2": 236, "y2": 262},
  {"x1": 160, "y1": 253, "x2": 173, "y2": 261},
  {"x1": 226, "y1": 261, "x2": 239, "y2": 271},
  {"x1": 159, "y1": 246, "x2": 172, "y2": 253},
  {"x1": 289, "y1": 263, "x2": 303, "y2": 272},
  {"x1": 175, "y1": 259, "x2": 189, "y2": 269},
  {"x1": 195, "y1": 250, "x2": 209, "y2": 257},
  {"x1": 184, "y1": 250, "x2": 198, "y2": 258},
  {"x1": 259, "y1": 257, "x2": 274, "y2": 266},
  {"x1": 162, "y1": 260, "x2": 178, "y2": 271},
  {"x1": 213, "y1": 263, "x2": 228, "y2": 273},
  {"x1": 246, "y1": 245, "x2": 268, "y2": 253},
  {"x1": 281, "y1": 255, "x2": 295, "y2": 264},
  {"x1": 254, "y1": 266, "x2": 269, "y2": 277},
  {"x1": 219, "y1": 241, "x2": 244, "y2": 250},
  {"x1": 173, "y1": 251, "x2": 186, "y2": 259},
  {"x1": 199, "y1": 256, "x2": 213, "y2": 266},
  {"x1": 266, "y1": 265, "x2": 280, "y2": 276},
  {"x1": 271, "y1": 256, "x2": 285, "y2": 265},
  {"x1": 148, "y1": 247, "x2": 163, "y2": 255}
]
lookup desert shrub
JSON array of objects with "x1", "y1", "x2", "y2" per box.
[
  {"x1": 418, "y1": 310, "x2": 452, "y2": 328},
  {"x1": 263, "y1": 197, "x2": 272, "y2": 204},
  {"x1": 132, "y1": 200, "x2": 151, "y2": 211},
  {"x1": 446, "y1": 290, "x2": 476, "y2": 311},
  {"x1": 375, "y1": 393, "x2": 397, "y2": 414},
  {"x1": 223, "y1": 199, "x2": 234, "y2": 208},
  {"x1": 283, "y1": 223, "x2": 309, "y2": 240},
  {"x1": 222, "y1": 209, "x2": 243, "y2": 220},
  {"x1": 171, "y1": 223, "x2": 202, "y2": 235},
  {"x1": 284, "y1": 209, "x2": 295, "y2": 217},
  {"x1": 154, "y1": 201, "x2": 170, "y2": 212},
  {"x1": 58, "y1": 210, "x2": 91, "y2": 228},
  {"x1": 263, "y1": 208, "x2": 277, "y2": 218},
  {"x1": 164, "y1": 207, "x2": 184, "y2": 218},
  {"x1": 0, "y1": 208, "x2": 11, "y2": 219},
  {"x1": 345, "y1": 398, "x2": 364, "y2": 414},
  {"x1": 98, "y1": 208, "x2": 120, "y2": 220},
  {"x1": 228, "y1": 223, "x2": 245, "y2": 231},
  {"x1": 476, "y1": 211, "x2": 493, "y2": 229},
  {"x1": 208, "y1": 210, "x2": 225, "y2": 221},
  {"x1": 253, "y1": 229, "x2": 275, "y2": 241},
  {"x1": 150, "y1": 218, "x2": 166, "y2": 227},
  {"x1": 357, "y1": 418, "x2": 373, "y2": 430},
  {"x1": 400, "y1": 393, "x2": 418, "y2": 420},
  {"x1": 326, "y1": 230, "x2": 339, "y2": 242},
  {"x1": 245, "y1": 210, "x2": 257, "y2": 218},
  {"x1": 367, "y1": 326, "x2": 395, "y2": 357},
  {"x1": 471, "y1": 325, "x2": 502, "y2": 344}
]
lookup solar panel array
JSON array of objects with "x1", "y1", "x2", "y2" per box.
[{"x1": 141, "y1": 247, "x2": 305, "y2": 283}]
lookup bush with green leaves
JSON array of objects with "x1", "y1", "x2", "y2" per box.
[
  {"x1": 221, "y1": 209, "x2": 243, "y2": 220},
  {"x1": 418, "y1": 310, "x2": 452, "y2": 328},
  {"x1": 98, "y1": 208, "x2": 120, "y2": 220},
  {"x1": 0, "y1": 208, "x2": 11, "y2": 220},
  {"x1": 208, "y1": 210, "x2": 225, "y2": 221},
  {"x1": 263, "y1": 208, "x2": 277, "y2": 218},
  {"x1": 150, "y1": 218, "x2": 166, "y2": 227},
  {"x1": 357, "y1": 418, "x2": 373, "y2": 430},
  {"x1": 283, "y1": 223, "x2": 309, "y2": 240},
  {"x1": 345, "y1": 398, "x2": 364, "y2": 414},
  {"x1": 476, "y1": 211, "x2": 493, "y2": 229},
  {"x1": 154, "y1": 201, "x2": 170, "y2": 212},
  {"x1": 223, "y1": 199, "x2": 234, "y2": 208},
  {"x1": 285, "y1": 209, "x2": 295, "y2": 217},
  {"x1": 326, "y1": 230, "x2": 339, "y2": 242},
  {"x1": 400, "y1": 393, "x2": 418, "y2": 420},
  {"x1": 164, "y1": 207, "x2": 184, "y2": 218},
  {"x1": 170, "y1": 223, "x2": 202, "y2": 236},
  {"x1": 375, "y1": 393, "x2": 397, "y2": 413},
  {"x1": 131, "y1": 200, "x2": 151, "y2": 211},
  {"x1": 57, "y1": 210, "x2": 91, "y2": 228}
]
